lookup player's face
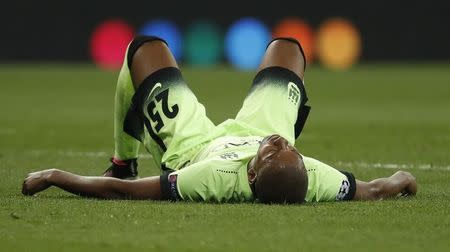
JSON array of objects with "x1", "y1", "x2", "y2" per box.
[
  {"x1": 258, "y1": 134, "x2": 301, "y2": 163},
  {"x1": 249, "y1": 134, "x2": 303, "y2": 176}
]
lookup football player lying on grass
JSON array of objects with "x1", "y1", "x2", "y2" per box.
[
  {"x1": 22, "y1": 36, "x2": 417, "y2": 203},
  {"x1": 22, "y1": 134, "x2": 417, "y2": 203}
]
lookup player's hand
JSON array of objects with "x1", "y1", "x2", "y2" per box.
[
  {"x1": 22, "y1": 169, "x2": 56, "y2": 196},
  {"x1": 399, "y1": 171, "x2": 417, "y2": 196}
]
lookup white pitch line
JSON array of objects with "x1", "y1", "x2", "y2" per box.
[
  {"x1": 26, "y1": 150, "x2": 450, "y2": 171},
  {"x1": 335, "y1": 161, "x2": 450, "y2": 171}
]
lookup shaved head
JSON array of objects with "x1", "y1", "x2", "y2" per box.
[
  {"x1": 255, "y1": 153, "x2": 308, "y2": 204},
  {"x1": 248, "y1": 135, "x2": 308, "y2": 204}
]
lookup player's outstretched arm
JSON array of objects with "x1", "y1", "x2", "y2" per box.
[
  {"x1": 22, "y1": 169, "x2": 163, "y2": 200},
  {"x1": 353, "y1": 171, "x2": 417, "y2": 200}
]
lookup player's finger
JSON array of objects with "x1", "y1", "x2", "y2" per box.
[{"x1": 22, "y1": 179, "x2": 31, "y2": 195}]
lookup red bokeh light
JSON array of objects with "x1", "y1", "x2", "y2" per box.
[
  {"x1": 272, "y1": 18, "x2": 315, "y2": 63},
  {"x1": 90, "y1": 19, "x2": 135, "y2": 70}
]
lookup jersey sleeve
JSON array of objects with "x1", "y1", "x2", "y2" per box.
[
  {"x1": 160, "y1": 158, "x2": 253, "y2": 203},
  {"x1": 302, "y1": 156, "x2": 355, "y2": 202}
]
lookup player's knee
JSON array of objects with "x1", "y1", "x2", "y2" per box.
[
  {"x1": 260, "y1": 38, "x2": 306, "y2": 79},
  {"x1": 126, "y1": 36, "x2": 178, "y2": 87},
  {"x1": 127, "y1": 36, "x2": 167, "y2": 68},
  {"x1": 270, "y1": 37, "x2": 304, "y2": 54}
]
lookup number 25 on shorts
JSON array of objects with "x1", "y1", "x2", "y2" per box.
[{"x1": 146, "y1": 88, "x2": 179, "y2": 133}]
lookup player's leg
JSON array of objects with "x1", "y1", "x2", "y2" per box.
[
  {"x1": 258, "y1": 38, "x2": 306, "y2": 80},
  {"x1": 105, "y1": 36, "x2": 176, "y2": 179},
  {"x1": 120, "y1": 36, "x2": 215, "y2": 172},
  {"x1": 23, "y1": 169, "x2": 163, "y2": 200},
  {"x1": 353, "y1": 171, "x2": 417, "y2": 200},
  {"x1": 235, "y1": 38, "x2": 310, "y2": 144}
]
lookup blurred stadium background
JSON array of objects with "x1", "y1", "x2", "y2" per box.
[{"x1": 1, "y1": 1, "x2": 449, "y2": 68}]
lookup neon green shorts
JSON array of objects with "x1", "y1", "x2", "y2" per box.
[
  {"x1": 235, "y1": 66, "x2": 310, "y2": 144},
  {"x1": 123, "y1": 67, "x2": 215, "y2": 171}
]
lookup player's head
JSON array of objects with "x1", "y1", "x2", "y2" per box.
[{"x1": 248, "y1": 134, "x2": 308, "y2": 204}]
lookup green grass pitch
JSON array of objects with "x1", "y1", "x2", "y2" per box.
[{"x1": 0, "y1": 63, "x2": 449, "y2": 251}]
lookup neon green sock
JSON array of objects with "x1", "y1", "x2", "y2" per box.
[{"x1": 113, "y1": 61, "x2": 140, "y2": 160}]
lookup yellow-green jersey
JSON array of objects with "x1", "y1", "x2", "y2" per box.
[
  {"x1": 159, "y1": 134, "x2": 356, "y2": 203},
  {"x1": 302, "y1": 156, "x2": 356, "y2": 202},
  {"x1": 161, "y1": 135, "x2": 261, "y2": 202}
]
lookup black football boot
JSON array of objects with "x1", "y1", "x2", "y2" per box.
[{"x1": 103, "y1": 158, "x2": 138, "y2": 180}]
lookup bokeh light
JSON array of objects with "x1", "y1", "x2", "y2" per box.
[
  {"x1": 316, "y1": 17, "x2": 361, "y2": 70},
  {"x1": 139, "y1": 19, "x2": 183, "y2": 60},
  {"x1": 185, "y1": 21, "x2": 222, "y2": 66},
  {"x1": 225, "y1": 17, "x2": 270, "y2": 70},
  {"x1": 272, "y1": 17, "x2": 315, "y2": 63},
  {"x1": 90, "y1": 19, "x2": 134, "y2": 70}
]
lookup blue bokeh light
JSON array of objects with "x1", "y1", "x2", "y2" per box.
[
  {"x1": 225, "y1": 18, "x2": 270, "y2": 70},
  {"x1": 139, "y1": 19, "x2": 183, "y2": 60}
]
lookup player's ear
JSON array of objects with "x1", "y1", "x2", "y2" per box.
[{"x1": 248, "y1": 167, "x2": 257, "y2": 184}]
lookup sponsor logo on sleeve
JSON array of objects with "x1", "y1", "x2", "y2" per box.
[
  {"x1": 168, "y1": 174, "x2": 180, "y2": 201},
  {"x1": 336, "y1": 180, "x2": 350, "y2": 201}
]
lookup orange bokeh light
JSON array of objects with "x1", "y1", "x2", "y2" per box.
[
  {"x1": 272, "y1": 18, "x2": 315, "y2": 63},
  {"x1": 316, "y1": 17, "x2": 361, "y2": 70}
]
